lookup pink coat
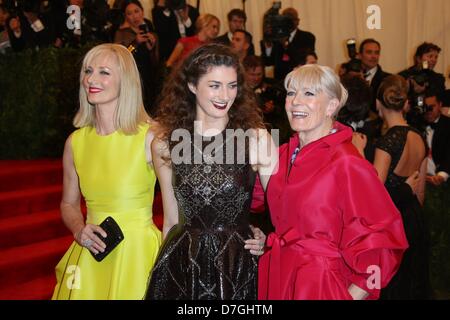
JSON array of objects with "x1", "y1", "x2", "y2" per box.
[{"x1": 256, "y1": 122, "x2": 408, "y2": 300}]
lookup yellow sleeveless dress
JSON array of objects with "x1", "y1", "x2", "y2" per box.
[{"x1": 52, "y1": 123, "x2": 161, "y2": 300}]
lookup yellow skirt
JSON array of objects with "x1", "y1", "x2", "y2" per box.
[{"x1": 52, "y1": 208, "x2": 161, "y2": 300}]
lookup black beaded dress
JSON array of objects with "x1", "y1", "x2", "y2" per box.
[
  {"x1": 145, "y1": 130, "x2": 258, "y2": 300},
  {"x1": 377, "y1": 126, "x2": 431, "y2": 300}
]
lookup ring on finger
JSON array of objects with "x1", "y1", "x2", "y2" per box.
[{"x1": 82, "y1": 239, "x2": 93, "y2": 248}]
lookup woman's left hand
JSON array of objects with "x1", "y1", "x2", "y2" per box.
[
  {"x1": 352, "y1": 132, "x2": 367, "y2": 157},
  {"x1": 245, "y1": 225, "x2": 266, "y2": 256}
]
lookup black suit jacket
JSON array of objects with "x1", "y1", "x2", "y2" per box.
[
  {"x1": 261, "y1": 28, "x2": 315, "y2": 81},
  {"x1": 399, "y1": 66, "x2": 446, "y2": 97},
  {"x1": 432, "y1": 115, "x2": 450, "y2": 175},
  {"x1": 215, "y1": 32, "x2": 231, "y2": 46},
  {"x1": 369, "y1": 65, "x2": 391, "y2": 112},
  {"x1": 215, "y1": 31, "x2": 255, "y2": 55},
  {"x1": 152, "y1": 4, "x2": 199, "y2": 61}
]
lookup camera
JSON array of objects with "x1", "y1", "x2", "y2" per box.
[
  {"x1": 342, "y1": 38, "x2": 363, "y2": 74},
  {"x1": 167, "y1": 0, "x2": 186, "y2": 11},
  {"x1": 263, "y1": 1, "x2": 293, "y2": 42},
  {"x1": 406, "y1": 94, "x2": 433, "y2": 132},
  {"x1": 410, "y1": 61, "x2": 431, "y2": 87},
  {"x1": 139, "y1": 23, "x2": 150, "y2": 34}
]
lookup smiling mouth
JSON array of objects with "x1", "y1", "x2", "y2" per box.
[
  {"x1": 89, "y1": 87, "x2": 102, "y2": 93},
  {"x1": 212, "y1": 102, "x2": 228, "y2": 110},
  {"x1": 292, "y1": 111, "x2": 309, "y2": 119}
]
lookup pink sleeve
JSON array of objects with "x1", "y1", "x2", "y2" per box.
[
  {"x1": 250, "y1": 174, "x2": 265, "y2": 213},
  {"x1": 337, "y1": 156, "x2": 409, "y2": 299}
]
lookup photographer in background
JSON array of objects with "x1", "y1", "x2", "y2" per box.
[
  {"x1": 243, "y1": 55, "x2": 290, "y2": 145},
  {"x1": 400, "y1": 42, "x2": 445, "y2": 97},
  {"x1": 399, "y1": 43, "x2": 446, "y2": 131},
  {"x1": 115, "y1": 0, "x2": 161, "y2": 116},
  {"x1": 261, "y1": 5, "x2": 315, "y2": 81},
  {"x1": 359, "y1": 38, "x2": 391, "y2": 113},
  {"x1": 441, "y1": 89, "x2": 450, "y2": 116},
  {"x1": 339, "y1": 39, "x2": 364, "y2": 80},
  {"x1": 5, "y1": 0, "x2": 56, "y2": 51},
  {"x1": 53, "y1": 0, "x2": 112, "y2": 48},
  {"x1": 423, "y1": 92, "x2": 450, "y2": 187},
  {"x1": 338, "y1": 76, "x2": 381, "y2": 163},
  {"x1": 152, "y1": 0, "x2": 199, "y2": 61}
]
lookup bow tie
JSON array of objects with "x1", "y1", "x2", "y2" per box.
[
  {"x1": 364, "y1": 71, "x2": 371, "y2": 79},
  {"x1": 428, "y1": 122, "x2": 437, "y2": 130}
]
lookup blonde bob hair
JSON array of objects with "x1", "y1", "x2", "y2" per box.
[
  {"x1": 284, "y1": 64, "x2": 348, "y2": 117},
  {"x1": 73, "y1": 43, "x2": 149, "y2": 134}
]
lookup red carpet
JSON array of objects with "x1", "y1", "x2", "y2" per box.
[{"x1": 0, "y1": 159, "x2": 163, "y2": 300}]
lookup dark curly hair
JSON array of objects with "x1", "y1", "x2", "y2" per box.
[{"x1": 155, "y1": 43, "x2": 264, "y2": 142}]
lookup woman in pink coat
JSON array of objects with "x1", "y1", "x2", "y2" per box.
[{"x1": 256, "y1": 65, "x2": 408, "y2": 300}]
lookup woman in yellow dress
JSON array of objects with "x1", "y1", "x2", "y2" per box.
[{"x1": 52, "y1": 43, "x2": 161, "y2": 299}]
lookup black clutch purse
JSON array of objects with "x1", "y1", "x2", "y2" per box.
[{"x1": 91, "y1": 216, "x2": 124, "y2": 262}]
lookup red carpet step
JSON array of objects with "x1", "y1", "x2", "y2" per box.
[{"x1": 0, "y1": 159, "x2": 163, "y2": 300}]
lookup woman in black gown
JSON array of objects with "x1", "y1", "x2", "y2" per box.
[
  {"x1": 354, "y1": 75, "x2": 431, "y2": 299},
  {"x1": 145, "y1": 44, "x2": 278, "y2": 300}
]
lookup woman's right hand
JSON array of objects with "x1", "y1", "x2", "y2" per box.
[
  {"x1": 406, "y1": 171, "x2": 419, "y2": 194},
  {"x1": 74, "y1": 224, "x2": 107, "y2": 255},
  {"x1": 410, "y1": 78, "x2": 426, "y2": 94},
  {"x1": 135, "y1": 32, "x2": 149, "y2": 44}
]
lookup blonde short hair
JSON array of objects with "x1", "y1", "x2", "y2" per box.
[
  {"x1": 284, "y1": 64, "x2": 348, "y2": 117},
  {"x1": 195, "y1": 13, "x2": 220, "y2": 33},
  {"x1": 73, "y1": 43, "x2": 149, "y2": 134}
]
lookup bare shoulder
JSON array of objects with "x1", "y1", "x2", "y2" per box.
[
  {"x1": 62, "y1": 133, "x2": 76, "y2": 172},
  {"x1": 151, "y1": 136, "x2": 170, "y2": 159},
  {"x1": 63, "y1": 133, "x2": 74, "y2": 156},
  {"x1": 146, "y1": 119, "x2": 165, "y2": 145}
]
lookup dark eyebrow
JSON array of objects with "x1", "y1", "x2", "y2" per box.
[{"x1": 207, "y1": 80, "x2": 237, "y2": 85}]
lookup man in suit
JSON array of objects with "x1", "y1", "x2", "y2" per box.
[
  {"x1": 359, "y1": 38, "x2": 390, "y2": 113},
  {"x1": 441, "y1": 89, "x2": 450, "y2": 116},
  {"x1": 399, "y1": 42, "x2": 446, "y2": 100},
  {"x1": 261, "y1": 7, "x2": 315, "y2": 81},
  {"x1": 215, "y1": 8, "x2": 245, "y2": 46},
  {"x1": 215, "y1": 8, "x2": 254, "y2": 55},
  {"x1": 424, "y1": 93, "x2": 450, "y2": 186},
  {"x1": 231, "y1": 29, "x2": 252, "y2": 62}
]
